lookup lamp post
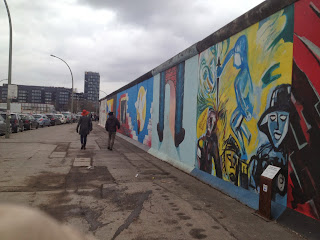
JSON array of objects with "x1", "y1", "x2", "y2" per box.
[
  {"x1": 50, "y1": 54, "x2": 74, "y2": 113},
  {"x1": 99, "y1": 90, "x2": 107, "y2": 97},
  {"x1": 3, "y1": 0, "x2": 13, "y2": 139}
]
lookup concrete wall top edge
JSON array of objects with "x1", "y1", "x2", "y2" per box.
[
  {"x1": 196, "y1": 0, "x2": 299, "y2": 52},
  {"x1": 100, "y1": 0, "x2": 299, "y2": 103}
]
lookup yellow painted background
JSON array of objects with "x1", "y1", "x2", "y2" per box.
[{"x1": 196, "y1": 9, "x2": 293, "y2": 180}]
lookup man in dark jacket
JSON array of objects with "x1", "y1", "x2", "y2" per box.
[
  {"x1": 105, "y1": 112, "x2": 120, "y2": 151},
  {"x1": 76, "y1": 110, "x2": 92, "y2": 150}
]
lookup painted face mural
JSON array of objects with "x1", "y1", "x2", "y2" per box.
[
  {"x1": 206, "y1": 109, "x2": 217, "y2": 137},
  {"x1": 287, "y1": 0, "x2": 320, "y2": 220},
  {"x1": 197, "y1": 108, "x2": 222, "y2": 176},
  {"x1": 222, "y1": 135, "x2": 241, "y2": 185},
  {"x1": 267, "y1": 111, "x2": 289, "y2": 148},
  {"x1": 196, "y1": 5, "x2": 294, "y2": 206},
  {"x1": 250, "y1": 84, "x2": 291, "y2": 196},
  {"x1": 258, "y1": 85, "x2": 292, "y2": 150}
]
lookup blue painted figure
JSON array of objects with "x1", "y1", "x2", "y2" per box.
[
  {"x1": 249, "y1": 84, "x2": 291, "y2": 196},
  {"x1": 217, "y1": 35, "x2": 254, "y2": 160}
]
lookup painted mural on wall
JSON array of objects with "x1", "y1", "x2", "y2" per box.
[
  {"x1": 107, "y1": 98, "x2": 114, "y2": 114},
  {"x1": 196, "y1": 6, "x2": 294, "y2": 205},
  {"x1": 157, "y1": 62, "x2": 186, "y2": 147},
  {"x1": 151, "y1": 56, "x2": 198, "y2": 166},
  {"x1": 116, "y1": 78, "x2": 153, "y2": 147},
  {"x1": 287, "y1": 0, "x2": 320, "y2": 220}
]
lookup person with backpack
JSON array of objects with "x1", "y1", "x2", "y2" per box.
[{"x1": 105, "y1": 112, "x2": 120, "y2": 151}]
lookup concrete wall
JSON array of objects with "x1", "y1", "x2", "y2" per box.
[
  {"x1": 196, "y1": 5, "x2": 294, "y2": 209},
  {"x1": 150, "y1": 56, "x2": 198, "y2": 168},
  {"x1": 99, "y1": 0, "x2": 320, "y2": 221},
  {"x1": 115, "y1": 77, "x2": 153, "y2": 147}
]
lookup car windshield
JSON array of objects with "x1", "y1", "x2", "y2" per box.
[
  {"x1": 20, "y1": 115, "x2": 26, "y2": 120},
  {"x1": 33, "y1": 115, "x2": 41, "y2": 118},
  {"x1": 10, "y1": 114, "x2": 16, "y2": 120},
  {"x1": 0, "y1": 115, "x2": 4, "y2": 121},
  {"x1": 0, "y1": 114, "x2": 6, "y2": 119}
]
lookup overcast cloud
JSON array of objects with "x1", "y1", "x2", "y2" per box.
[{"x1": 0, "y1": 0, "x2": 264, "y2": 98}]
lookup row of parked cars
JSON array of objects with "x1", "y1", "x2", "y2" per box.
[{"x1": 0, "y1": 112, "x2": 80, "y2": 135}]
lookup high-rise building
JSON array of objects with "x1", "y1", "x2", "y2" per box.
[{"x1": 84, "y1": 71, "x2": 100, "y2": 102}]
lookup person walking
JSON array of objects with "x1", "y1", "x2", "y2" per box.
[
  {"x1": 105, "y1": 112, "x2": 120, "y2": 151},
  {"x1": 76, "y1": 109, "x2": 92, "y2": 150}
]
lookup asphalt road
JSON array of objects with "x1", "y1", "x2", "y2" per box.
[{"x1": 0, "y1": 122, "x2": 303, "y2": 240}]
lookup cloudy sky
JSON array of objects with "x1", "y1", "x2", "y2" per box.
[{"x1": 0, "y1": 0, "x2": 264, "y2": 98}]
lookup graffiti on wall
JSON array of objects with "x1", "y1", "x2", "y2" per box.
[
  {"x1": 116, "y1": 78, "x2": 153, "y2": 147},
  {"x1": 287, "y1": 0, "x2": 320, "y2": 220},
  {"x1": 107, "y1": 99, "x2": 114, "y2": 114},
  {"x1": 151, "y1": 56, "x2": 198, "y2": 165},
  {"x1": 157, "y1": 62, "x2": 185, "y2": 147},
  {"x1": 196, "y1": 5, "x2": 294, "y2": 204}
]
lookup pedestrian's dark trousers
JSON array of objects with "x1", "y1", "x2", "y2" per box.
[
  {"x1": 81, "y1": 134, "x2": 87, "y2": 146},
  {"x1": 108, "y1": 132, "x2": 116, "y2": 149}
]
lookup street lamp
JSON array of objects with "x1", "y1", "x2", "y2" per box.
[
  {"x1": 50, "y1": 54, "x2": 74, "y2": 113},
  {"x1": 3, "y1": 0, "x2": 13, "y2": 139},
  {"x1": 99, "y1": 90, "x2": 108, "y2": 97}
]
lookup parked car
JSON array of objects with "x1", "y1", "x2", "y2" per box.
[
  {"x1": 76, "y1": 114, "x2": 81, "y2": 121},
  {"x1": 71, "y1": 114, "x2": 77, "y2": 123},
  {"x1": 0, "y1": 114, "x2": 7, "y2": 135},
  {"x1": 55, "y1": 114, "x2": 66, "y2": 124},
  {"x1": 33, "y1": 114, "x2": 50, "y2": 127},
  {"x1": 54, "y1": 114, "x2": 62, "y2": 125},
  {"x1": 0, "y1": 113, "x2": 24, "y2": 133},
  {"x1": 46, "y1": 114, "x2": 60, "y2": 126},
  {"x1": 29, "y1": 115, "x2": 39, "y2": 129},
  {"x1": 62, "y1": 112, "x2": 72, "y2": 123},
  {"x1": 20, "y1": 114, "x2": 39, "y2": 130}
]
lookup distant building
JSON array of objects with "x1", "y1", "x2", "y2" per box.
[
  {"x1": 84, "y1": 71, "x2": 100, "y2": 102},
  {"x1": 0, "y1": 84, "x2": 71, "y2": 112}
]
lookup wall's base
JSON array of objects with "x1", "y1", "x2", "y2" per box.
[
  {"x1": 277, "y1": 207, "x2": 320, "y2": 239},
  {"x1": 148, "y1": 148, "x2": 194, "y2": 173},
  {"x1": 115, "y1": 131, "x2": 304, "y2": 224}
]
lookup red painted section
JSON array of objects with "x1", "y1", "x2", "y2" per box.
[
  {"x1": 287, "y1": 162, "x2": 319, "y2": 219},
  {"x1": 288, "y1": 0, "x2": 320, "y2": 220},
  {"x1": 293, "y1": 0, "x2": 320, "y2": 93}
]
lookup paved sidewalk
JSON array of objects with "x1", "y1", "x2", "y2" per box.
[{"x1": 0, "y1": 122, "x2": 305, "y2": 239}]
